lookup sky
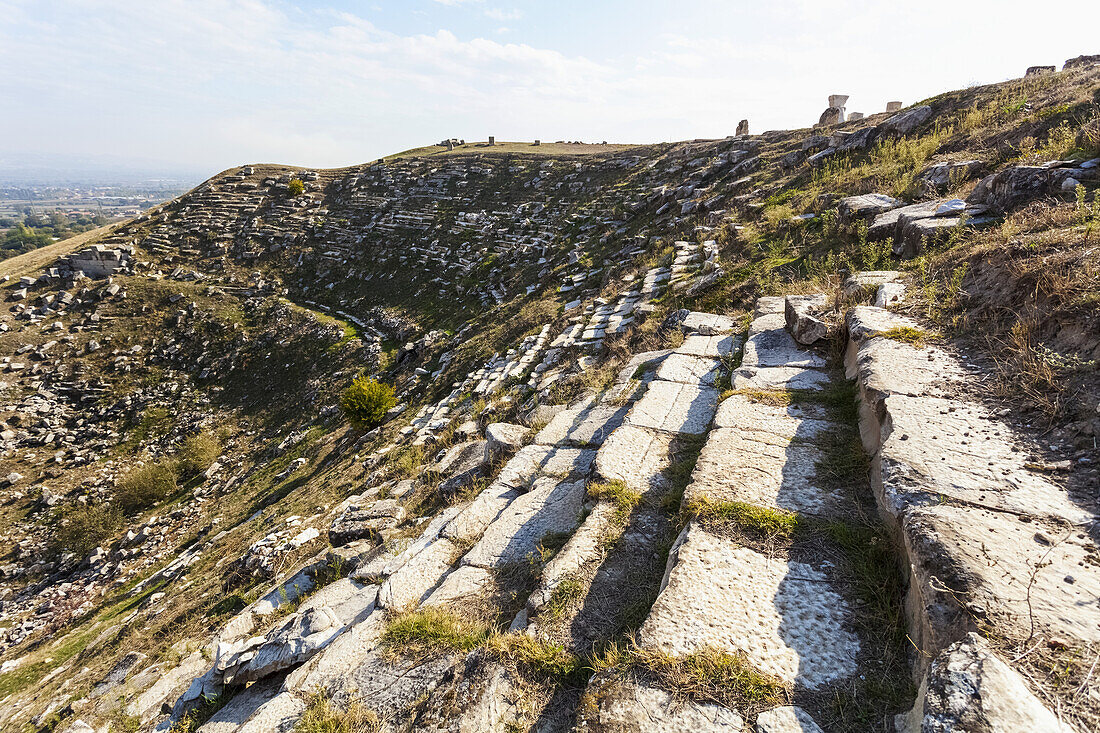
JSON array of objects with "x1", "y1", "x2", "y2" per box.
[{"x1": 2, "y1": 0, "x2": 1098, "y2": 181}]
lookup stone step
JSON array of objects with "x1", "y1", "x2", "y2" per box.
[
  {"x1": 638, "y1": 521, "x2": 861, "y2": 690},
  {"x1": 844, "y1": 302, "x2": 1100, "y2": 728}
]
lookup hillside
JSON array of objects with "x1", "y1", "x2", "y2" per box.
[{"x1": 0, "y1": 59, "x2": 1098, "y2": 733}]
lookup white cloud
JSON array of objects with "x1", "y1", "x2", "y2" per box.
[
  {"x1": 1, "y1": 0, "x2": 1094, "y2": 173},
  {"x1": 485, "y1": 7, "x2": 522, "y2": 21}
]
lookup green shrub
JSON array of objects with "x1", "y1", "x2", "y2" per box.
[
  {"x1": 115, "y1": 461, "x2": 178, "y2": 513},
  {"x1": 287, "y1": 179, "x2": 305, "y2": 196},
  {"x1": 176, "y1": 432, "x2": 220, "y2": 479},
  {"x1": 54, "y1": 504, "x2": 123, "y2": 557},
  {"x1": 339, "y1": 377, "x2": 397, "y2": 430}
]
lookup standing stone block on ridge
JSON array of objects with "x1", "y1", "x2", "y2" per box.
[
  {"x1": 741, "y1": 313, "x2": 827, "y2": 370},
  {"x1": 639, "y1": 524, "x2": 860, "y2": 688},
  {"x1": 736, "y1": 119, "x2": 749, "y2": 136},
  {"x1": 886, "y1": 101, "x2": 903, "y2": 113}
]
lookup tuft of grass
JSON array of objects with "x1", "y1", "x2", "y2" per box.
[
  {"x1": 176, "y1": 431, "x2": 221, "y2": 479},
  {"x1": 544, "y1": 576, "x2": 585, "y2": 621},
  {"x1": 873, "y1": 326, "x2": 929, "y2": 346},
  {"x1": 587, "y1": 479, "x2": 642, "y2": 520},
  {"x1": 486, "y1": 633, "x2": 583, "y2": 684},
  {"x1": 53, "y1": 503, "x2": 124, "y2": 557},
  {"x1": 170, "y1": 694, "x2": 229, "y2": 733},
  {"x1": 683, "y1": 498, "x2": 801, "y2": 540},
  {"x1": 115, "y1": 460, "x2": 179, "y2": 514},
  {"x1": 294, "y1": 692, "x2": 380, "y2": 733},
  {"x1": 590, "y1": 644, "x2": 786, "y2": 713},
  {"x1": 381, "y1": 607, "x2": 489, "y2": 655}
]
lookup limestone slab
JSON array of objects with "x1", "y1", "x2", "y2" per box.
[
  {"x1": 580, "y1": 677, "x2": 744, "y2": 732},
  {"x1": 731, "y1": 365, "x2": 831, "y2": 391},
  {"x1": 879, "y1": 394, "x2": 1090, "y2": 523},
  {"x1": 442, "y1": 482, "x2": 521, "y2": 542},
  {"x1": 196, "y1": 677, "x2": 283, "y2": 732},
  {"x1": 682, "y1": 311, "x2": 736, "y2": 334},
  {"x1": 755, "y1": 706, "x2": 824, "y2": 733},
  {"x1": 424, "y1": 565, "x2": 495, "y2": 607},
  {"x1": 241, "y1": 579, "x2": 377, "y2": 681},
  {"x1": 639, "y1": 524, "x2": 860, "y2": 688},
  {"x1": 594, "y1": 424, "x2": 682, "y2": 496},
  {"x1": 535, "y1": 405, "x2": 629, "y2": 447},
  {"x1": 285, "y1": 610, "x2": 389, "y2": 693},
  {"x1": 742, "y1": 317, "x2": 826, "y2": 370},
  {"x1": 527, "y1": 503, "x2": 617, "y2": 617},
  {"x1": 679, "y1": 333, "x2": 738, "y2": 359},
  {"x1": 903, "y1": 503, "x2": 1100, "y2": 649},
  {"x1": 685, "y1": 427, "x2": 846, "y2": 516},
  {"x1": 462, "y1": 478, "x2": 585, "y2": 568},
  {"x1": 234, "y1": 691, "x2": 306, "y2": 733},
  {"x1": 495, "y1": 444, "x2": 596, "y2": 491},
  {"x1": 656, "y1": 352, "x2": 719, "y2": 386},
  {"x1": 378, "y1": 536, "x2": 457, "y2": 609},
  {"x1": 897, "y1": 633, "x2": 1076, "y2": 733},
  {"x1": 625, "y1": 380, "x2": 718, "y2": 435}
]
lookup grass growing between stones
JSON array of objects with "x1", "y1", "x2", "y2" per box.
[
  {"x1": 586, "y1": 480, "x2": 641, "y2": 520},
  {"x1": 381, "y1": 607, "x2": 490, "y2": 655},
  {"x1": 168, "y1": 693, "x2": 230, "y2": 733},
  {"x1": 295, "y1": 692, "x2": 381, "y2": 733},
  {"x1": 682, "y1": 498, "x2": 801, "y2": 539},
  {"x1": 681, "y1": 497, "x2": 914, "y2": 730},
  {"x1": 588, "y1": 643, "x2": 787, "y2": 715}
]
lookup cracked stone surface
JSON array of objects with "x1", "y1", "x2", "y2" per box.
[
  {"x1": 535, "y1": 405, "x2": 629, "y2": 447},
  {"x1": 685, "y1": 426, "x2": 845, "y2": 516},
  {"x1": 656, "y1": 352, "x2": 720, "y2": 386},
  {"x1": 577, "y1": 677, "x2": 744, "y2": 732},
  {"x1": 732, "y1": 365, "x2": 831, "y2": 391},
  {"x1": 593, "y1": 424, "x2": 679, "y2": 494},
  {"x1": 462, "y1": 478, "x2": 586, "y2": 568},
  {"x1": 442, "y1": 482, "x2": 521, "y2": 542},
  {"x1": 897, "y1": 633, "x2": 1077, "y2": 733},
  {"x1": 624, "y1": 380, "x2": 717, "y2": 435},
  {"x1": 742, "y1": 313, "x2": 826, "y2": 370},
  {"x1": 679, "y1": 333, "x2": 738, "y2": 358},
  {"x1": 378, "y1": 536, "x2": 458, "y2": 609},
  {"x1": 639, "y1": 524, "x2": 860, "y2": 688},
  {"x1": 877, "y1": 394, "x2": 1089, "y2": 523},
  {"x1": 682, "y1": 311, "x2": 736, "y2": 334},
  {"x1": 495, "y1": 445, "x2": 596, "y2": 491},
  {"x1": 903, "y1": 503, "x2": 1100, "y2": 648},
  {"x1": 424, "y1": 565, "x2": 495, "y2": 607}
]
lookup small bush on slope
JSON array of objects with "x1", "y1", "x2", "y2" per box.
[{"x1": 339, "y1": 377, "x2": 397, "y2": 430}]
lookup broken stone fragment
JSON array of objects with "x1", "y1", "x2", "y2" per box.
[
  {"x1": 897, "y1": 633, "x2": 1076, "y2": 733},
  {"x1": 784, "y1": 294, "x2": 831, "y2": 345},
  {"x1": 484, "y1": 422, "x2": 529, "y2": 463},
  {"x1": 837, "y1": 193, "x2": 902, "y2": 226},
  {"x1": 755, "y1": 705, "x2": 824, "y2": 733}
]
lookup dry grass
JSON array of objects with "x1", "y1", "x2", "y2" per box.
[{"x1": 295, "y1": 692, "x2": 381, "y2": 733}]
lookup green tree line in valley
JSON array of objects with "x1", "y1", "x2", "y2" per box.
[{"x1": 0, "y1": 209, "x2": 111, "y2": 259}]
